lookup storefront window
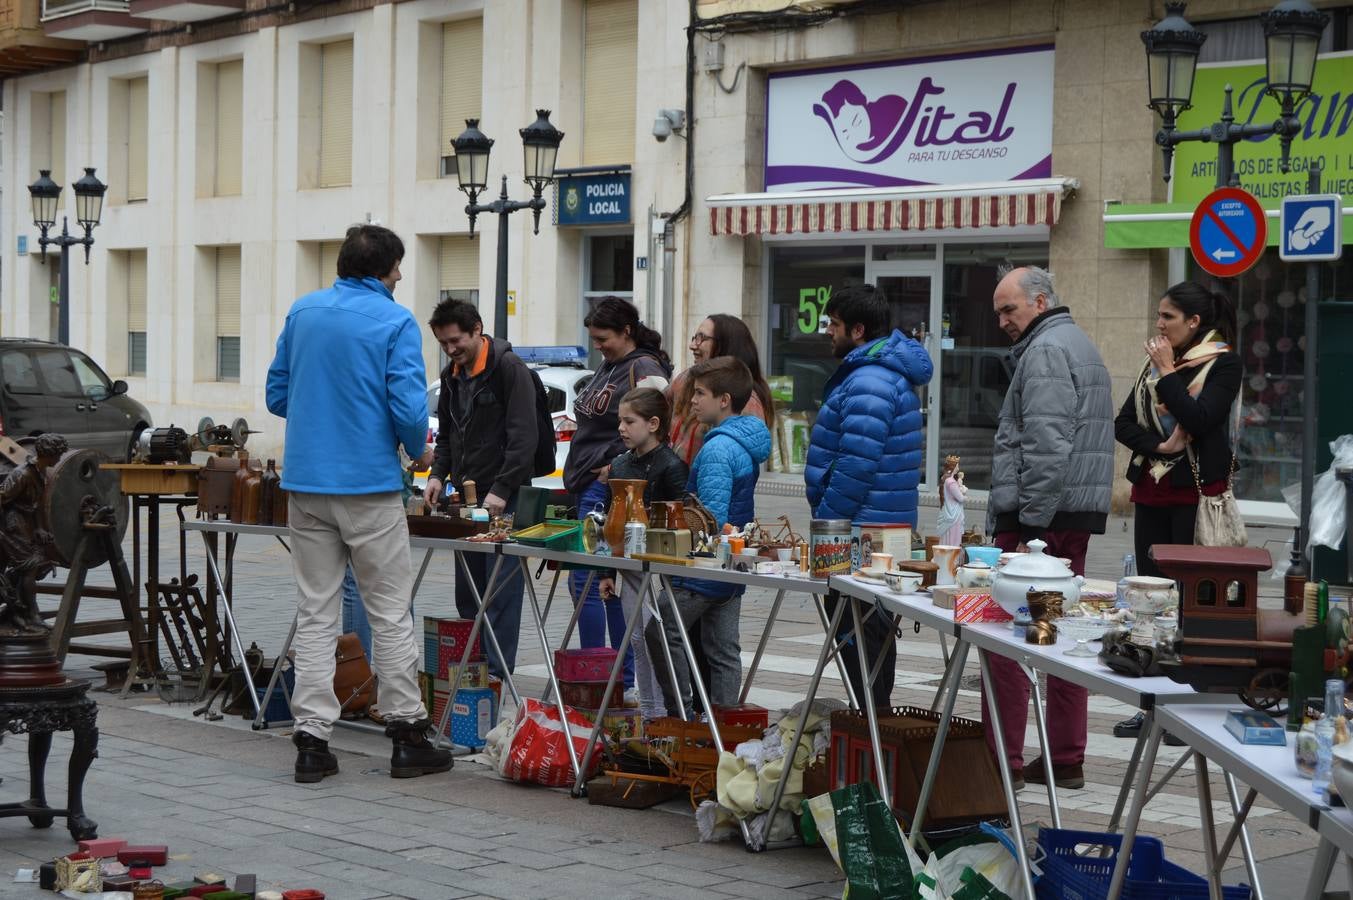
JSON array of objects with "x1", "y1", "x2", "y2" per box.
[{"x1": 1189, "y1": 248, "x2": 1353, "y2": 503}]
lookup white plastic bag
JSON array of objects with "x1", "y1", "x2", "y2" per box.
[{"x1": 1284, "y1": 434, "x2": 1353, "y2": 556}]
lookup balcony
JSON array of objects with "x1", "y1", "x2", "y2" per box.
[
  {"x1": 0, "y1": 0, "x2": 82, "y2": 74},
  {"x1": 129, "y1": 0, "x2": 240, "y2": 23},
  {"x1": 41, "y1": 0, "x2": 151, "y2": 41}
]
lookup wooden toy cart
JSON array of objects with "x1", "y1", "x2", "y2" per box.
[{"x1": 603, "y1": 717, "x2": 764, "y2": 809}]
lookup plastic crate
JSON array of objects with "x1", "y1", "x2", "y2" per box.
[
  {"x1": 255, "y1": 666, "x2": 296, "y2": 724},
  {"x1": 1036, "y1": 829, "x2": 1252, "y2": 900},
  {"x1": 512, "y1": 519, "x2": 583, "y2": 552}
]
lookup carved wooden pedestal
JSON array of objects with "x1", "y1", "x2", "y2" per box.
[{"x1": 0, "y1": 680, "x2": 98, "y2": 840}]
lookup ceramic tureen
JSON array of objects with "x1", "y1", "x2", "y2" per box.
[{"x1": 990, "y1": 538, "x2": 1084, "y2": 615}]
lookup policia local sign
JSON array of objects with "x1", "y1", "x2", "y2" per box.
[
  {"x1": 554, "y1": 172, "x2": 631, "y2": 226},
  {"x1": 1172, "y1": 52, "x2": 1353, "y2": 204}
]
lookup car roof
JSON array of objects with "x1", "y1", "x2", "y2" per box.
[
  {"x1": 427, "y1": 364, "x2": 593, "y2": 392},
  {"x1": 0, "y1": 338, "x2": 66, "y2": 348}
]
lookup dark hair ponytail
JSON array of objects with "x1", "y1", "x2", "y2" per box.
[
  {"x1": 1162, "y1": 281, "x2": 1237, "y2": 346},
  {"x1": 584, "y1": 296, "x2": 671, "y2": 368}
]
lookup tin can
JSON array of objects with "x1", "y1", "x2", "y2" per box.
[
  {"x1": 624, "y1": 521, "x2": 647, "y2": 557},
  {"x1": 809, "y1": 519, "x2": 852, "y2": 579}
]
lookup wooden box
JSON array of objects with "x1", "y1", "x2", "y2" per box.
[
  {"x1": 100, "y1": 463, "x2": 200, "y2": 495},
  {"x1": 827, "y1": 706, "x2": 1006, "y2": 826},
  {"x1": 406, "y1": 514, "x2": 487, "y2": 539}
]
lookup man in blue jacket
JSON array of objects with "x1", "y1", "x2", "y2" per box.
[
  {"x1": 266, "y1": 224, "x2": 452, "y2": 783},
  {"x1": 805, "y1": 284, "x2": 933, "y2": 709}
]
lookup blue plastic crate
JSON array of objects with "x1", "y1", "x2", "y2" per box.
[
  {"x1": 1036, "y1": 829, "x2": 1251, "y2": 900},
  {"x1": 254, "y1": 666, "x2": 295, "y2": 724}
]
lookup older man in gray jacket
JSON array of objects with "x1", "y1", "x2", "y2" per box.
[{"x1": 983, "y1": 265, "x2": 1113, "y2": 792}]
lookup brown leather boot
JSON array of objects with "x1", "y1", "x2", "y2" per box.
[{"x1": 1023, "y1": 756, "x2": 1084, "y2": 789}]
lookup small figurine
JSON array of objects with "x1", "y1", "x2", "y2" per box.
[
  {"x1": 934, "y1": 454, "x2": 966, "y2": 548},
  {"x1": 0, "y1": 433, "x2": 67, "y2": 634}
]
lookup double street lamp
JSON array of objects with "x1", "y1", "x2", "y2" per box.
[
  {"x1": 1142, "y1": 0, "x2": 1329, "y2": 187},
  {"x1": 27, "y1": 167, "x2": 108, "y2": 346},
  {"x1": 450, "y1": 110, "x2": 565, "y2": 338}
]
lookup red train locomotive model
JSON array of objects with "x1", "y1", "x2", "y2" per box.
[{"x1": 1152, "y1": 545, "x2": 1320, "y2": 714}]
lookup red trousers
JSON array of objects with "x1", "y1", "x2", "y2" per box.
[{"x1": 980, "y1": 529, "x2": 1091, "y2": 769}]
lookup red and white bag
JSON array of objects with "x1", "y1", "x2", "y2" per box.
[{"x1": 500, "y1": 698, "x2": 605, "y2": 788}]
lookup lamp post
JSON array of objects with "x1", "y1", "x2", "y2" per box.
[
  {"x1": 1142, "y1": 0, "x2": 1329, "y2": 187},
  {"x1": 1142, "y1": 1, "x2": 1331, "y2": 578},
  {"x1": 450, "y1": 110, "x2": 565, "y2": 339},
  {"x1": 28, "y1": 167, "x2": 107, "y2": 345}
]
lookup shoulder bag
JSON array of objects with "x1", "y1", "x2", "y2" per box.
[{"x1": 1187, "y1": 447, "x2": 1248, "y2": 548}]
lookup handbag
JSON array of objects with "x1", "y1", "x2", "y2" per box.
[
  {"x1": 334, "y1": 632, "x2": 375, "y2": 718},
  {"x1": 1187, "y1": 446, "x2": 1248, "y2": 548}
]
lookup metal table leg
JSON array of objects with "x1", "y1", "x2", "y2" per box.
[
  {"x1": 1192, "y1": 755, "x2": 1225, "y2": 900},
  {"x1": 1302, "y1": 839, "x2": 1338, "y2": 900},
  {"x1": 1106, "y1": 710, "x2": 1153, "y2": 834},
  {"x1": 1220, "y1": 774, "x2": 1263, "y2": 900},
  {"x1": 1107, "y1": 721, "x2": 1166, "y2": 900},
  {"x1": 978, "y1": 649, "x2": 1036, "y2": 900},
  {"x1": 850, "y1": 596, "x2": 891, "y2": 809},
  {"x1": 199, "y1": 532, "x2": 261, "y2": 719},
  {"x1": 521, "y1": 557, "x2": 583, "y2": 780},
  {"x1": 813, "y1": 593, "x2": 860, "y2": 711},
  {"x1": 1024, "y1": 662, "x2": 1061, "y2": 830},
  {"x1": 452, "y1": 549, "x2": 521, "y2": 707},
  {"x1": 908, "y1": 638, "x2": 969, "y2": 848},
  {"x1": 433, "y1": 550, "x2": 517, "y2": 743},
  {"x1": 739, "y1": 589, "x2": 786, "y2": 704},
  {"x1": 645, "y1": 573, "x2": 686, "y2": 721}
]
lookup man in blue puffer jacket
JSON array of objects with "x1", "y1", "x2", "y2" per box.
[
  {"x1": 665, "y1": 357, "x2": 771, "y2": 716},
  {"x1": 805, "y1": 284, "x2": 933, "y2": 709}
]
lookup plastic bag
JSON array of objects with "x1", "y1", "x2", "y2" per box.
[
  {"x1": 810, "y1": 782, "x2": 919, "y2": 900},
  {"x1": 1283, "y1": 434, "x2": 1353, "y2": 556},
  {"x1": 499, "y1": 697, "x2": 604, "y2": 788}
]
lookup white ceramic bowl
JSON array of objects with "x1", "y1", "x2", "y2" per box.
[{"x1": 885, "y1": 571, "x2": 923, "y2": 594}]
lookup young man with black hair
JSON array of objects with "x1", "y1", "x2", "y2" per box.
[
  {"x1": 804, "y1": 283, "x2": 933, "y2": 710},
  {"x1": 422, "y1": 298, "x2": 539, "y2": 678},
  {"x1": 267, "y1": 224, "x2": 451, "y2": 782}
]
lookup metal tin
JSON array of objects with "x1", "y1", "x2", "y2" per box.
[
  {"x1": 624, "y1": 521, "x2": 647, "y2": 557},
  {"x1": 809, "y1": 519, "x2": 852, "y2": 579}
]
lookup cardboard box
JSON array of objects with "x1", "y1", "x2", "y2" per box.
[
  {"x1": 953, "y1": 593, "x2": 1012, "y2": 623},
  {"x1": 930, "y1": 585, "x2": 961, "y2": 610}
]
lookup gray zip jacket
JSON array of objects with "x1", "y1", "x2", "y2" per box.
[{"x1": 987, "y1": 307, "x2": 1113, "y2": 540}]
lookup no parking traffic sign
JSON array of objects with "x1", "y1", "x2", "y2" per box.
[{"x1": 1189, "y1": 187, "x2": 1267, "y2": 278}]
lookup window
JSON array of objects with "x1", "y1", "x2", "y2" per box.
[
  {"x1": 214, "y1": 60, "x2": 243, "y2": 196},
  {"x1": 33, "y1": 348, "x2": 81, "y2": 396},
  {"x1": 29, "y1": 91, "x2": 66, "y2": 189},
  {"x1": 319, "y1": 40, "x2": 354, "y2": 188},
  {"x1": 71, "y1": 352, "x2": 112, "y2": 400},
  {"x1": 319, "y1": 240, "x2": 341, "y2": 288},
  {"x1": 581, "y1": 0, "x2": 637, "y2": 166},
  {"x1": 126, "y1": 76, "x2": 148, "y2": 201},
  {"x1": 127, "y1": 250, "x2": 147, "y2": 376},
  {"x1": 439, "y1": 18, "x2": 482, "y2": 174},
  {"x1": 439, "y1": 236, "x2": 478, "y2": 303},
  {"x1": 1, "y1": 351, "x2": 41, "y2": 394},
  {"x1": 215, "y1": 246, "x2": 242, "y2": 381}
]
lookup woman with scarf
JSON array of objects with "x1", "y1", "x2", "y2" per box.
[{"x1": 1114, "y1": 282, "x2": 1241, "y2": 578}]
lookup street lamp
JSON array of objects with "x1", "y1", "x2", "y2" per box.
[
  {"x1": 1142, "y1": 0, "x2": 1329, "y2": 186},
  {"x1": 450, "y1": 110, "x2": 564, "y2": 338},
  {"x1": 28, "y1": 167, "x2": 107, "y2": 345}
]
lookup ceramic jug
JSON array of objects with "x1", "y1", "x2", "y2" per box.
[{"x1": 604, "y1": 478, "x2": 648, "y2": 558}]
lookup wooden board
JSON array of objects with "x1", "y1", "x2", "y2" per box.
[{"x1": 99, "y1": 463, "x2": 201, "y2": 495}]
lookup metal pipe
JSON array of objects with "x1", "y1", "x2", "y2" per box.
[
  {"x1": 739, "y1": 589, "x2": 786, "y2": 704},
  {"x1": 1107, "y1": 722, "x2": 1165, "y2": 900},
  {"x1": 1301, "y1": 163, "x2": 1323, "y2": 571},
  {"x1": 851, "y1": 597, "x2": 892, "y2": 808},
  {"x1": 978, "y1": 650, "x2": 1036, "y2": 900},
  {"x1": 522, "y1": 559, "x2": 583, "y2": 780},
  {"x1": 908, "y1": 639, "x2": 969, "y2": 848},
  {"x1": 1026, "y1": 664, "x2": 1061, "y2": 829}
]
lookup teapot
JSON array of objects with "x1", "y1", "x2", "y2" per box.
[
  {"x1": 956, "y1": 560, "x2": 994, "y2": 590},
  {"x1": 990, "y1": 539, "x2": 1083, "y2": 616}
]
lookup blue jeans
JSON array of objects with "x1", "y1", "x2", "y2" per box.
[
  {"x1": 570, "y1": 478, "x2": 634, "y2": 689},
  {"x1": 455, "y1": 496, "x2": 523, "y2": 680}
]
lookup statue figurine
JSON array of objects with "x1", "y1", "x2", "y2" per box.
[
  {"x1": 0, "y1": 433, "x2": 67, "y2": 634},
  {"x1": 934, "y1": 454, "x2": 967, "y2": 548}
]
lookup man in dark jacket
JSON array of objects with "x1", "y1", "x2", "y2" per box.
[
  {"x1": 422, "y1": 299, "x2": 538, "y2": 679},
  {"x1": 806, "y1": 284, "x2": 933, "y2": 710},
  {"x1": 984, "y1": 265, "x2": 1113, "y2": 792}
]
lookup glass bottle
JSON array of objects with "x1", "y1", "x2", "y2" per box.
[
  {"x1": 1115, "y1": 553, "x2": 1136, "y2": 609},
  {"x1": 1313, "y1": 678, "x2": 1344, "y2": 796},
  {"x1": 259, "y1": 459, "x2": 280, "y2": 525},
  {"x1": 242, "y1": 459, "x2": 264, "y2": 525}
]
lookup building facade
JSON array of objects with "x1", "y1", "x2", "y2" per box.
[{"x1": 3, "y1": 0, "x2": 1351, "y2": 524}]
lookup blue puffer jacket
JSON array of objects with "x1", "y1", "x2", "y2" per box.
[
  {"x1": 805, "y1": 331, "x2": 933, "y2": 525},
  {"x1": 673, "y1": 415, "x2": 772, "y2": 598}
]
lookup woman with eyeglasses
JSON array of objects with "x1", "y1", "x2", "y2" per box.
[{"x1": 669, "y1": 314, "x2": 777, "y2": 466}]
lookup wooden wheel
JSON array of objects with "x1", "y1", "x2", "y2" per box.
[
  {"x1": 1240, "y1": 668, "x2": 1289, "y2": 716},
  {"x1": 689, "y1": 769, "x2": 717, "y2": 810}
]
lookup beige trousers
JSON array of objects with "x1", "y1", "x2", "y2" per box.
[{"x1": 287, "y1": 491, "x2": 425, "y2": 741}]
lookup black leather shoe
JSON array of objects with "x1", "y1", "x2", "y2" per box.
[
  {"x1": 293, "y1": 731, "x2": 338, "y2": 783},
  {"x1": 1113, "y1": 712, "x2": 1185, "y2": 746},
  {"x1": 387, "y1": 719, "x2": 454, "y2": 779}
]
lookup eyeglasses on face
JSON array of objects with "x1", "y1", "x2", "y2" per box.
[{"x1": 690, "y1": 333, "x2": 714, "y2": 345}]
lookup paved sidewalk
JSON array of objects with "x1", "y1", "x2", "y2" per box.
[{"x1": 0, "y1": 495, "x2": 1341, "y2": 898}]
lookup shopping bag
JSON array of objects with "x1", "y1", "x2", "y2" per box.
[
  {"x1": 500, "y1": 697, "x2": 605, "y2": 788},
  {"x1": 829, "y1": 782, "x2": 918, "y2": 900}
]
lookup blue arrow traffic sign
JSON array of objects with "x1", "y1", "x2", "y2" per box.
[
  {"x1": 1280, "y1": 194, "x2": 1342, "y2": 262},
  {"x1": 1190, "y1": 187, "x2": 1267, "y2": 278}
]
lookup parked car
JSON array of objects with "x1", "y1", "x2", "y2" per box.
[
  {"x1": 417, "y1": 347, "x2": 593, "y2": 495},
  {"x1": 0, "y1": 338, "x2": 153, "y2": 461}
]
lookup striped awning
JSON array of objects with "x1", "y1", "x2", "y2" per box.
[{"x1": 707, "y1": 178, "x2": 1079, "y2": 237}]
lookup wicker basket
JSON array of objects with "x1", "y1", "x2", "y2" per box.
[
  {"x1": 55, "y1": 854, "x2": 102, "y2": 892},
  {"x1": 133, "y1": 881, "x2": 166, "y2": 900}
]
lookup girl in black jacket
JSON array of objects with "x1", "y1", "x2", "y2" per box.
[
  {"x1": 1115, "y1": 282, "x2": 1242, "y2": 578},
  {"x1": 605, "y1": 388, "x2": 688, "y2": 719}
]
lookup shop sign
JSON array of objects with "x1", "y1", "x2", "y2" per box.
[
  {"x1": 1171, "y1": 52, "x2": 1353, "y2": 205},
  {"x1": 1189, "y1": 187, "x2": 1267, "y2": 277},
  {"x1": 555, "y1": 172, "x2": 631, "y2": 226},
  {"x1": 764, "y1": 45, "x2": 1054, "y2": 192}
]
